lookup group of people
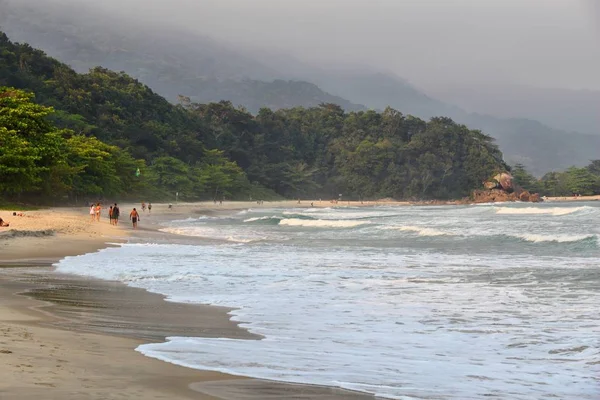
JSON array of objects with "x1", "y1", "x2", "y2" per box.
[
  {"x1": 0, "y1": 212, "x2": 26, "y2": 228},
  {"x1": 89, "y1": 202, "x2": 144, "y2": 230},
  {"x1": 141, "y1": 202, "x2": 152, "y2": 213}
]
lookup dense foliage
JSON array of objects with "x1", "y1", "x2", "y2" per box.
[
  {"x1": 3, "y1": 2, "x2": 599, "y2": 178},
  {"x1": 193, "y1": 102, "x2": 507, "y2": 199},
  {"x1": 512, "y1": 162, "x2": 600, "y2": 196},
  {"x1": 0, "y1": 87, "x2": 145, "y2": 200},
  {"x1": 0, "y1": 32, "x2": 510, "y2": 202}
]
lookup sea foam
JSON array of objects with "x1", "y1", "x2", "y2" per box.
[
  {"x1": 385, "y1": 225, "x2": 451, "y2": 237},
  {"x1": 512, "y1": 233, "x2": 597, "y2": 243},
  {"x1": 494, "y1": 206, "x2": 588, "y2": 216},
  {"x1": 278, "y1": 218, "x2": 371, "y2": 228}
]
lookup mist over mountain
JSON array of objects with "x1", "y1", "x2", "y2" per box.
[
  {"x1": 428, "y1": 84, "x2": 600, "y2": 136},
  {"x1": 1, "y1": 0, "x2": 598, "y2": 176}
]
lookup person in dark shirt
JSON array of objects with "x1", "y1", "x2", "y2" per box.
[{"x1": 112, "y1": 203, "x2": 120, "y2": 226}]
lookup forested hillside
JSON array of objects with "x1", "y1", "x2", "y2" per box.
[
  {"x1": 2, "y1": 0, "x2": 597, "y2": 176},
  {"x1": 0, "y1": 32, "x2": 509, "y2": 202}
]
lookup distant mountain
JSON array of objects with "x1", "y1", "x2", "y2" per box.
[
  {"x1": 0, "y1": 0, "x2": 362, "y2": 112},
  {"x1": 428, "y1": 83, "x2": 600, "y2": 136},
  {"x1": 2, "y1": 0, "x2": 598, "y2": 175}
]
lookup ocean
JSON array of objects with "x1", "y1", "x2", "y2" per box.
[{"x1": 55, "y1": 202, "x2": 600, "y2": 399}]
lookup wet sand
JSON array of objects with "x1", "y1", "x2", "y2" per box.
[{"x1": 0, "y1": 205, "x2": 376, "y2": 400}]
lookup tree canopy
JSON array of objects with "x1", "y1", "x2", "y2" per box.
[{"x1": 0, "y1": 32, "x2": 512, "y2": 203}]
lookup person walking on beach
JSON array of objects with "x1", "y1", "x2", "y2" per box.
[
  {"x1": 112, "y1": 203, "x2": 120, "y2": 226},
  {"x1": 108, "y1": 206, "x2": 114, "y2": 225},
  {"x1": 95, "y1": 203, "x2": 102, "y2": 222},
  {"x1": 141, "y1": 202, "x2": 146, "y2": 212},
  {"x1": 130, "y1": 208, "x2": 140, "y2": 230},
  {"x1": 148, "y1": 203, "x2": 152, "y2": 213},
  {"x1": 89, "y1": 204, "x2": 95, "y2": 222}
]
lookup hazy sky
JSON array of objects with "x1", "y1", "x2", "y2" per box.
[{"x1": 64, "y1": 0, "x2": 600, "y2": 90}]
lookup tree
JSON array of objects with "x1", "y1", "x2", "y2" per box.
[
  {"x1": 0, "y1": 87, "x2": 63, "y2": 195},
  {"x1": 511, "y1": 164, "x2": 542, "y2": 193}
]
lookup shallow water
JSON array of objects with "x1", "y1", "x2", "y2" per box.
[{"x1": 55, "y1": 202, "x2": 600, "y2": 399}]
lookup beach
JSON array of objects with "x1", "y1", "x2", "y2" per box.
[
  {"x1": 0, "y1": 204, "x2": 375, "y2": 400},
  {"x1": 1, "y1": 199, "x2": 597, "y2": 399}
]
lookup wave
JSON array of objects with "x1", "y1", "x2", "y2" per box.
[
  {"x1": 283, "y1": 208, "x2": 330, "y2": 214},
  {"x1": 160, "y1": 227, "x2": 263, "y2": 243},
  {"x1": 243, "y1": 216, "x2": 280, "y2": 223},
  {"x1": 385, "y1": 225, "x2": 451, "y2": 237},
  {"x1": 171, "y1": 216, "x2": 215, "y2": 223},
  {"x1": 511, "y1": 233, "x2": 597, "y2": 244},
  {"x1": 244, "y1": 215, "x2": 315, "y2": 224},
  {"x1": 278, "y1": 218, "x2": 371, "y2": 228},
  {"x1": 494, "y1": 207, "x2": 588, "y2": 216}
]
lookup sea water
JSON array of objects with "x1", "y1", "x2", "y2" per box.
[{"x1": 55, "y1": 203, "x2": 600, "y2": 399}]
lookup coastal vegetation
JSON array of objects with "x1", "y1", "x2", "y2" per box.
[
  {"x1": 1, "y1": 31, "x2": 597, "y2": 203},
  {"x1": 512, "y1": 163, "x2": 600, "y2": 197},
  {"x1": 0, "y1": 32, "x2": 509, "y2": 203},
  {"x1": 3, "y1": 0, "x2": 599, "y2": 178}
]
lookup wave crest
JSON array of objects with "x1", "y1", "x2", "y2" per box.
[
  {"x1": 160, "y1": 227, "x2": 262, "y2": 243},
  {"x1": 278, "y1": 218, "x2": 371, "y2": 228},
  {"x1": 494, "y1": 207, "x2": 588, "y2": 216},
  {"x1": 386, "y1": 225, "x2": 450, "y2": 237},
  {"x1": 512, "y1": 233, "x2": 597, "y2": 243}
]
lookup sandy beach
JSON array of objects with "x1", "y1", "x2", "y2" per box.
[{"x1": 0, "y1": 204, "x2": 375, "y2": 400}]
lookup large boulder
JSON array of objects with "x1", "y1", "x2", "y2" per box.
[
  {"x1": 519, "y1": 191, "x2": 531, "y2": 202},
  {"x1": 493, "y1": 172, "x2": 515, "y2": 192}
]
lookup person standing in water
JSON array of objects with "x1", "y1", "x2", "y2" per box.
[{"x1": 130, "y1": 208, "x2": 140, "y2": 229}]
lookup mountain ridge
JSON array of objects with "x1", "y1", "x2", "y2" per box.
[{"x1": 2, "y1": 0, "x2": 598, "y2": 175}]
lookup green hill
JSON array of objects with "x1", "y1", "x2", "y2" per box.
[{"x1": 0, "y1": 32, "x2": 508, "y2": 202}]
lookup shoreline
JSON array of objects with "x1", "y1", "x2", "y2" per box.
[{"x1": 0, "y1": 205, "x2": 376, "y2": 399}]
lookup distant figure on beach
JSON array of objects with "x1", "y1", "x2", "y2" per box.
[
  {"x1": 311, "y1": 202, "x2": 314, "y2": 207},
  {"x1": 130, "y1": 208, "x2": 140, "y2": 229},
  {"x1": 89, "y1": 204, "x2": 95, "y2": 222},
  {"x1": 141, "y1": 202, "x2": 146, "y2": 212},
  {"x1": 148, "y1": 203, "x2": 152, "y2": 213},
  {"x1": 112, "y1": 203, "x2": 120, "y2": 225},
  {"x1": 108, "y1": 206, "x2": 113, "y2": 225},
  {"x1": 95, "y1": 203, "x2": 101, "y2": 222},
  {"x1": 0, "y1": 217, "x2": 9, "y2": 227},
  {"x1": 168, "y1": 203, "x2": 173, "y2": 210}
]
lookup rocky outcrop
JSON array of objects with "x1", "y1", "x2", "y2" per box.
[
  {"x1": 493, "y1": 172, "x2": 515, "y2": 192},
  {"x1": 464, "y1": 172, "x2": 542, "y2": 204},
  {"x1": 469, "y1": 189, "x2": 519, "y2": 204}
]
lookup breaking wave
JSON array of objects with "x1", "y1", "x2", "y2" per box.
[
  {"x1": 511, "y1": 233, "x2": 597, "y2": 244},
  {"x1": 159, "y1": 227, "x2": 263, "y2": 243},
  {"x1": 385, "y1": 225, "x2": 451, "y2": 237},
  {"x1": 494, "y1": 207, "x2": 588, "y2": 216},
  {"x1": 278, "y1": 218, "x2": 371, "y2": 228}
]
